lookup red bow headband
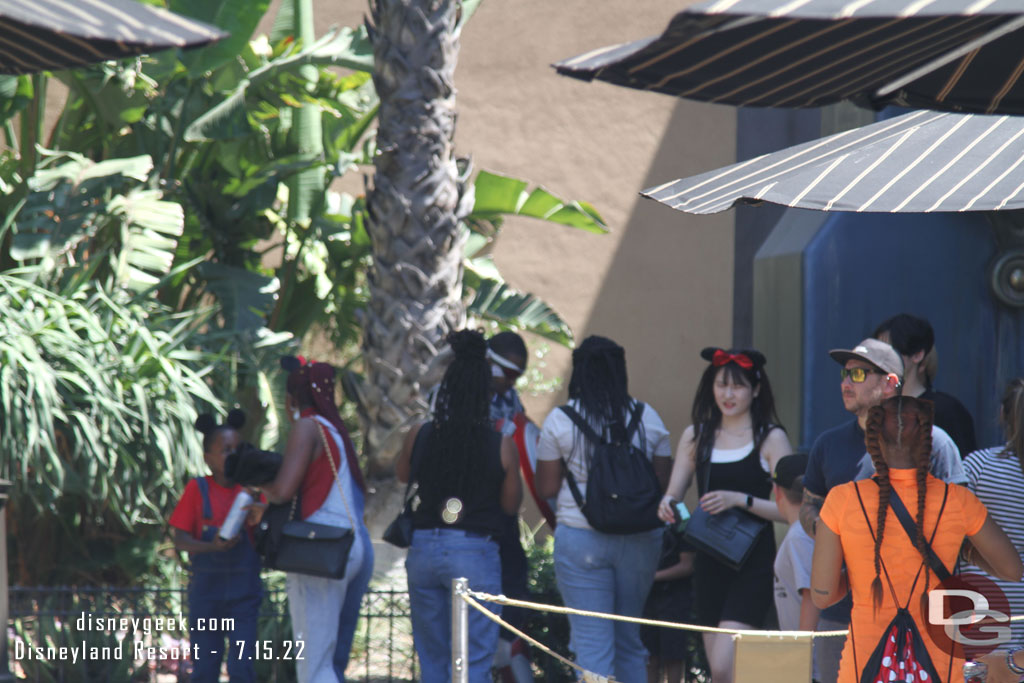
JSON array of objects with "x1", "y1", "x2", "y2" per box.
[{"x1": 712, "y1": 349, "x2": 754, "y2": 370}]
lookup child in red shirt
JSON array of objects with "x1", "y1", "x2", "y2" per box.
[{"x1": 169, "y1": 410, "x2": 264, "y2": 683}]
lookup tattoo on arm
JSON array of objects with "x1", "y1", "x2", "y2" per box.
[
  {"x1": 813, "y1": 588, "x2": 830, "y2": 596},
  {"x1": 799, "y1": 490, "x2": 825, "y2": 537}
]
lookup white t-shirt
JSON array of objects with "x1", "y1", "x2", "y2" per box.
[
  {"x1": 536, "y1": 399, "x2": 672, "y2": 530},
  {"x1": 774, "y1": 521, "x2": 814, "y2": 630},
  {"x1": 774, "y1": 521, "x2": 819, "y2": 680}
]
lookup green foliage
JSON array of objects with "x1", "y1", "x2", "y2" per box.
[
  {"x1": 461, "y1": 172, "x2": 608, "y2": 346},
  {"x1": 10, "y1": 594, "x2": 152, "y2": 682},
  {"x1": 469, "y1": 170, "x2": 608, "y2": 236},
  {"x1": 522, "y1": 529, "x2": 574, "y2": 682},
  {"x1": 0, "y1": 0, "x2": 607, "y2": 589},
  {"x1": 0, "y1": 271, "x2": 218, "y2": 585},
  {"x1": 9, "y1": 152, "x2": 184, "y2": 292}
]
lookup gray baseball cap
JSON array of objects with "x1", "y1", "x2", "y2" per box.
[{"x1": 829, "y1": 338, "x2": 904, "y2": 378}]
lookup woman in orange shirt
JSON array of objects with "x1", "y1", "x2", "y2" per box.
[{"x1": 812, "y1": 396, "x2": 1021, "y2": 683}]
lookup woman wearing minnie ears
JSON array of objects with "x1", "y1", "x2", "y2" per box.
[
  {"x1": 657, "y1": 347, "x2": 792, "y2": 683},
  {"x1": 260, "y1": 357, "x2": 373, "y2": 683}
]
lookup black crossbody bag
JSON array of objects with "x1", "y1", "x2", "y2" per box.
[
  {"x1": 682, "y1": 443, "x2": 765, "y2": 571},
  {"x1": 382, "y1": 425, "x2": 428, "y2": 548}
]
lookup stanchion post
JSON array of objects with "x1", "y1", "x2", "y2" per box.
[
  {"x1": 452, "y1": 577, "x2": 469, "y2": 683},
  {"x1": 0, "y1": 479, "x2": 13, "y2": 682}
]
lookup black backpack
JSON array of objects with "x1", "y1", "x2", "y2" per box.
[{"x1": 558, "y1": 402, "x2": 662, "y2": 534}]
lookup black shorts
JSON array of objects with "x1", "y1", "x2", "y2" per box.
[{"x1": 693, "y1": 526, "x2": 775, "y2": 628}]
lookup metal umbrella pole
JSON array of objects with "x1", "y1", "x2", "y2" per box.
[{"x1": 452, "y1": 577, "x2": 469, "y2": 683}]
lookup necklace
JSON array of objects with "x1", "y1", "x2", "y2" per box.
[{"x1": 718, "y1": 425, "x2": 752, "y2": 437}]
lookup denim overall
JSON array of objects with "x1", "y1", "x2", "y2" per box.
[{"x1": 188, "y1": 478, "x2": 262, "y2": 682}]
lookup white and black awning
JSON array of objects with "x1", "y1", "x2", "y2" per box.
[
  {"x1": 555, "y1": 0, "x2": 1024, "y2": 115},
  {"x1": 0, "y1": 0, "x2": 226, "y2": 75},
  {"x1": 643, "y1": 110, "x2": 1024, "y2": 214}
]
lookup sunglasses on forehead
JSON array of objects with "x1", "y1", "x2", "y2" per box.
[
  {"x1": 488, "y1": 348, "x2": 524, "y2": 382},
  {"x1": 839, "y1": 367, "x2": 885, "y2": 383},
  {"x1": 491, "y1": 363, "x2": 523, "y2": 382}
]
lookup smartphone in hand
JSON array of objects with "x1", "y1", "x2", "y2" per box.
[{"x1": 672, "y1": 501, "x2": 690, "y2": 533}]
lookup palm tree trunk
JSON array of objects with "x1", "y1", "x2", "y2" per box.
[{"x1": 362, "y1": 0, "x2": 470, "y2": 476}]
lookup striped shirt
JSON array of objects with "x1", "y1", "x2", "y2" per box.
[{"x1": 963, "y1": 446, "x2": 1024, "y2": 647}]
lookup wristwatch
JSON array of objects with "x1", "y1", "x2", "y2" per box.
[{"x1": 746, "y1": 494, "x2": 754, "y2": 509}]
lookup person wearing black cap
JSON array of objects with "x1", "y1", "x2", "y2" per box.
[
  {"x1": 798, "y1": 338, "x2": 967, "y2": 683},
  {"x1": 873, "y1": 313, "x2": 977, "y2": 457},
  {"x1": 771, "y1": 453, "x2": 820, "y2": 682}
]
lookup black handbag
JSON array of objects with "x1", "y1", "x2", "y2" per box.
[
  {"x1": 682, "y1": 442, "x2": 766, "y2": 571},
  {"x1": 382, "y1": 424, "x2": 429, "y2": 549},
  {"x1": 256, "y1": 422, "x2": 357, "y2": 579},
  {"x1": 382, "y1": 478, "x2": 415, "y2": 548}
]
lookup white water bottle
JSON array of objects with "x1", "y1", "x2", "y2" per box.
[{"x1": 218, "y1": 490, "x2": 254, "y2": 540}]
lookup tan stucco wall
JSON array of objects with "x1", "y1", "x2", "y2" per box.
[{"x1": 276, "y1": 0, "x2": 738, "y2": 444}]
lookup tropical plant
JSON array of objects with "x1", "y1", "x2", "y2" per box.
[
  {"x1": 0, "y1": 157, "x2": 221, "y2": 585},
  {"x1": 360, "y1": 1, "x2": 608, "y2": 475},
  {"x1": 0, "y1": 66, "x2": 231, "y2": 582},
  {"x1": 0, "y1": 0, "x2": 606, "y2": 586}
]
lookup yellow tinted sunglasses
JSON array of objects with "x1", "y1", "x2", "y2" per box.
[{"x1": 839, "y1": 367, "x2": 882, "y2": 383}]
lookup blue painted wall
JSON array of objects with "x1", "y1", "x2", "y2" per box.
[{"x1": 798, "y1": 210, "x2": 1023, "y2": 452}]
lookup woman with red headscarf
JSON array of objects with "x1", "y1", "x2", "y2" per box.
[{"x1": 262, "y1": 357, "x2": 372, "y2": 683}]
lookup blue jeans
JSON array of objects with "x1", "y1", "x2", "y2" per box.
[
  {"x1": 406, "y1": 528, "x2": 502, "y2": 683},
  {"x1": 554, "y1": 524, "x2": 661, "y2": 683},
  {"x1": 334, "y1": 490, "x2": 374, "y2": 681}
]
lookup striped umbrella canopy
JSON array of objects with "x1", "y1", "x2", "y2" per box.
[
  {"x1": 643, "y1": 110, "x2": 1024, "y2": 214},
  {"x1": 0, "y1": 0, "x2": 226, "y2": 75},
  {"x1": 555, "y1": 0, "x2": 1024, "y2": 115}
]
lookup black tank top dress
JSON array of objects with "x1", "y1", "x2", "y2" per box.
[{"x1": 693, "y1": 443, "x2": 776, "y2": 628}]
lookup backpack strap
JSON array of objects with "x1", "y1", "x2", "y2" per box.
[
  {"x1": 557, "y1": 402, "x2": 644, "y2": 514},
  {"x1": 401, "y1": 423, "x2": 431, "y2": 507},
  {"x1": 558, "y1": 405, "x2": 602, "y2": 444},
  {"x1": 195, "y1": 477, "x2": 213, "y2": 521},
  {"x1": 624, "y1": 402, "x2": 645, "y2": 441},
  {"x1": 887, "y1": 483, "x2": 952, "y2": 582},
  {"x1": 852, "y1": 481, "x2": 955, "y2": 683},
  {"x1": 853, "y1": 482, "x2": 909, "y2": 606}
]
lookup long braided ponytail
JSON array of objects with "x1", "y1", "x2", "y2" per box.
[
  {"x1": 865, "y1": 406, "x2": 889, "y2": 611},
  {"x1": 867, "y1": 396, "x2": 936, "y2": 613},
  {"x1": 912, "y1": 400, "x2": 935, "y2": 613}
]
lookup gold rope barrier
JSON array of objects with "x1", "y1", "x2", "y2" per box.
[
  {"x1": 458, "y1": 592, "x2": 600, "y2": 681},
  {"x1": 466, "y1": 590, "x2": 849, "y2": 637},
  {"x1": 459, "y1": 587, "x2": 1024, "y2": 683}
]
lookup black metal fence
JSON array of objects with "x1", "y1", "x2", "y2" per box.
[{"x1": 7, "y1": 585, "x2": 418, "y2": 682}]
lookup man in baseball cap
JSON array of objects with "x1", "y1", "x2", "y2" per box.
[{"x1": 797, "y1": 337, "x2": 966, "y2": 683}]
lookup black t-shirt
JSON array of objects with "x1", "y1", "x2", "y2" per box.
[
  {"x1": 920, "y1": 388, "x2": 976, "y2": 458},
  {"x1": 411, "y1": 422, "x2": 506, "y2": 536}
]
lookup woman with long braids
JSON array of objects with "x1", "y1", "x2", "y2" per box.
[
  {"x1": 812, "y1": 396, "x2": 1020, "y2": 683},
  {"x1": 396, "y1": 329, "x2": 522, "y2": 683},
  {"x1": 535, "y1": 335, "x2": 673, "y2": 683},
  {"x1": 657, "y1": 347, "x2": 790, "y2": 683},
  {"x1": 962, "y1": 378, "x2": 1024, "y2": 648},
  {"x1": 261, "y1": 357, "x2": 373, "y2": 682}
]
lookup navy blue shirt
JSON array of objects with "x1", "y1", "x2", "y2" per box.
[
  {"x1": 804, "y1": 419, "x2": 866, "y2": 502},
  {"x1": 805, "y1": 419, "x2": 865, "y2": 624}
]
